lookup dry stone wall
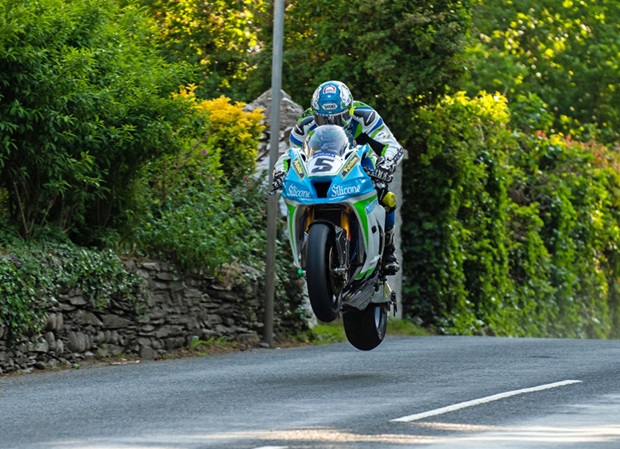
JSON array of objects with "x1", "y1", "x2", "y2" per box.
[{"x1": 0, "y1": 260, "x2": 306, "y2": 375}]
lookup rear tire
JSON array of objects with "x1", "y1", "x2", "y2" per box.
[
  {"x1": 343, "y1": 304, "x2": 387, "y2": 351},
  {"x1": 306, "y1": 224, "x2": 342, "y2": 322}
]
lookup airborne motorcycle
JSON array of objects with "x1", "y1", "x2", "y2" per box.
[{"x1": 275, "y1": 125, "x2": 396, "y2": 351}]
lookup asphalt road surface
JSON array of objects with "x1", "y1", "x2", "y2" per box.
[{"x1": 2, "y1": 335, "x2": 620, "y2": 449}]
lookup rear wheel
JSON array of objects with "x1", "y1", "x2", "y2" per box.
[
  {"x1": 306, "y1": 223, "x2": 342, "y2": 322},
  {"x1": 343, "y1": 304, "x2": 387, "y2": 351}
]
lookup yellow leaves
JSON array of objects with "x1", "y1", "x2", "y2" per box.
[
  {"x1": 543, "y1": 47, "x2": 555, "y2": 59},
  {"x1": 443, "y1": 91, "x2": 510, "y2": 126},
  {"x1": 590, "y1": 208, "x2": 604, "y2": 231},
  {"x1": 173, "y1": 85, "x2": 265, "y2": 142},
  {"x1": 200, "y1": 95, "x2": 264, "y2": 135},
  {"x1": 553, "y1": 39, "x2": 566, "y2": 53},
  {"x1": 173, "y1": 84, "x2": 199, "y2": 104},
  {"x1": 172, "y1": 86, "x2": 264, "y2": 178}
]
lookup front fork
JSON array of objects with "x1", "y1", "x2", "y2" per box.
[{"x1": 331, "y1": 225, "x2": 350, "y2": 292}]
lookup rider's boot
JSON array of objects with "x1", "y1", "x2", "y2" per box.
[{"x1": 382, "y1": 227, "x2": 400, "y2": 275}]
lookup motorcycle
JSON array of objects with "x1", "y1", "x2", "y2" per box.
[{"x1": 274, "y1": 125, "x2": 396, "y2": 351}]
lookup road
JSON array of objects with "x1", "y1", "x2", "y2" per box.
[{"x1": 1, "y1": 336, "x2": 620, "y2": 449}]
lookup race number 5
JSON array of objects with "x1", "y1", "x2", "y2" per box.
[{"x1": 311, "y1": 157, "x2": 333, "y2": 173}]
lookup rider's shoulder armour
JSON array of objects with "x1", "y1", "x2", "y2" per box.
[
  {"x1": 289, "y1": 110, "x2": 316, "y2": 148},
  {"x1": 351, "y1": 102, "x2": 379, "y2": 128}
]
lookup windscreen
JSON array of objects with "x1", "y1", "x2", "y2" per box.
[{"x1": 303, "y1": 125, "x2": 350, "y2": 158}]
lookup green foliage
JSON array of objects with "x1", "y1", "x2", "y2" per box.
[
  {"x1": 466, "y1": 0, "x2": 620, "y2": 144},
  {"x1": 0, "y1": 0, "x2": 195, "y2": 241},
  {"x1": 250, "y1": 0, "x2": 472, "y2": 146},
  {"x1": 307, "y1": 318, "x2": 430, "y2": 345},
  {"x1": 130, "y1": 154, "x2": 263, "y2": 273},
  {"x1": 126, "y1": 90, "x2": 265, "y2": 272},
  {"x1": 510, "y1": 132, "x2": 620, "y2": 338},
  {"x1": 174, "y1": 88, "x2": 265, "y2": 182},
  {"x1": 309, "y1": 320, "x2": 347, "y2": 345},
  {"x1": 0, "y1": 222, "x2": 141, "y2": 341},
  {"x1": 0, "y1": 187, "x2": 7, "y2": 218},
  {"x1": 140, "y1": 0, "x2": 267, "y2": 100},
  {"x1": 385, "y1": 318, "x2": 432, "y2": 337},
  {"x1": 188, "y1": 335, "x2": 239, "y2": 352},
  {"x1": 402, "y1": 90, "x2": 620, "y2": 338},
  {"x1": 403, "y1": 92, "x2": 515, "y2": 335}
]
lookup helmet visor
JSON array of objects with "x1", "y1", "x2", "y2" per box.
[{"x1": 314, "y1": 108, "x2": 351, "y2": 127}]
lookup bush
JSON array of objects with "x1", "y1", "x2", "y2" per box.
[
  {"x1": 0, "y1": 222, "x2": 141, "y2": 341},
  {"x1": 0, "y1": 0, "x2": 195, "y2": 240},
  {"x1": 128, "y1": 90, "x2": 265, "y2": 272},
  {"x1": 509, "y1": 131, "x2": 620, "y2": 338},
  {"x1": 403, "y1": 92, "x2": 515, "y2": 335},
  {"x1": 402, "y1": 91, "x2": 620, "y2": 338},
  {"x1": 131, "y1": 170, "x2": 265, "y2": 272},
  {"x1": 174, "y1": 87, "x2": 265, "y2": 182}
]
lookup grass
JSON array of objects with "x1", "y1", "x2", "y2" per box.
[
  {"x1": 310, "y1": 317, "x2": 431, "y2": 344},
  {"x1": 386, "y1": 318, "x2": 432, "y2": 337}
]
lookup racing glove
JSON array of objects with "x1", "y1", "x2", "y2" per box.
[
  {"x1": 272, "y1": 170, "x2": 286, "y2": 191},
  {"x1": 374, "y1": 157, "x2": 396, "y2": 183}
]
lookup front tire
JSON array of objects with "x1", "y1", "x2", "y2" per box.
[
  {"x1": 306, "y1": 223, "x2": 342, "y2": 322},
  {"x1": 343, "y1": 304, "x2": 387, "y2": 351}
]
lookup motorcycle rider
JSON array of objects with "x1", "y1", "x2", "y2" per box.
[{"x1": 273, "y1": 80, "x2": 404, "y2": 275}]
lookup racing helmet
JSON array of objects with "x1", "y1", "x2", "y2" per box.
[
  {"x1": 311, "y1": 80, "x2": 354, "y2": 127},
  {"x1": 303, "y1": 125, "x2": 351, "y2": 158}
]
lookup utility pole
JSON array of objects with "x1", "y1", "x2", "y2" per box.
[{"x1": 263, "y1": 0, "x2": 284, "y2": 347}]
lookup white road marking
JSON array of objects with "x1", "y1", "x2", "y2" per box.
[{"x1": 391, "y1": 379, "x2": 583, "y2": 423}]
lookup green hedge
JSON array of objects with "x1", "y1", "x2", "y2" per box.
[
  {"x1": 0, "y1": 0, "x2": 195, "y2": 241},
  {"x1": 402, "y1": 92, "x2": 620, "y2": 338}
]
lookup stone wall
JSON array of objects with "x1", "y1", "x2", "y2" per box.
[{"x1": 0, "y1": 260, "x2": 306, "y2": 375}]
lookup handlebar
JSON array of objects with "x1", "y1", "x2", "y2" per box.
[{"x1": 364, "y1": 169, "x2": 390, "y2": 202}]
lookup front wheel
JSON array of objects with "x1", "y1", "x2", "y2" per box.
[
  {"x1": 343, "y1": 304, "x2": 387, "y2": 351},
  {"x1": 306, "y1": 223, "x2": 342, "y2": 322}
]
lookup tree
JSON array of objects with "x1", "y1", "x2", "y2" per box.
[
  {"x1": 465, "y1": 0, "x2": 620, "y2": 144},
  {"x1": 275, "y1": 0, "x2": 472, "y2": 146},
  {"x1": 140, "y1": 0, "x2": 267, "y2": 101}
]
